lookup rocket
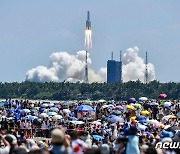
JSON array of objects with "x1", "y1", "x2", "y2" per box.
[{"x1": 86, "y1": 11, "x2": 91, "y2": 30}]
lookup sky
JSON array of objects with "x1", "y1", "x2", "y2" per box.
[{"x1": 0, "y1": 0, "x2": 180, "y2": 83}]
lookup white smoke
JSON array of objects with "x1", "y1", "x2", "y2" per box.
[
  {"x1": 26, "y1": 46, "x2": 155, "y2": 83},
  {"x1": 26, "y1": 50, "x2": 106, "y2": 83},
  {"x1": 122, "y1": 46, "x2": 155, "y2": 82}
]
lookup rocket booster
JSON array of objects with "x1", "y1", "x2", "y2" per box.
[{"x1": 86, "y1": 11, "x2": 91, "y2": 30}]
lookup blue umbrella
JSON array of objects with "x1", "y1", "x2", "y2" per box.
[
  {"x1": 26, "y1": 115, "x2": 37, "y2": 121},
  {"x1": 108, "y1": 114, "x2": 116, "y2": 119},
  {"x1": 39, "y1": 107, "x2": 46, "y2": 113},
  {"x1": 0, "y1": 102, "x2": 4, "y2": 107},
  {"x1": 128, "y1": 98, "x2": 136, "y2": 103},
  {"x1": 92, "y1": 135, "x2": 104, "y2": 141},
  {"x1": 15, "y1": 106, "x2": 21, "y2": 112},
  {"x1": 8, "y1": 108, "x2": 15, "y2": 113},
  {"x1": 75, "y1": 105, "x2": 95, "y2": 112},
  {"x1": 69, "y1": 117, "x2": 78, "y2": 121},
  {"x1": 136, "y1": 115, "x2": 147, "y2": 121},
  {"x1": 136, "y1": 115, "x2": 147, "y2": 124},
  {"x1": 162, "y1": 104, "x2": 171, "y2": 109}
]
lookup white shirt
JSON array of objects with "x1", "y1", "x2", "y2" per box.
[{"x1": 0, "y1": 146, "x2": 10, "y2": 154}]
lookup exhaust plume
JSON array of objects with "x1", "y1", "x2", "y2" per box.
[
  {"x1": 26, "y1": 46, "x2": 155, "y2": 83},
  {"x1": 122, "y1": 46, "x2": 155, "y2": 82},
  {"x1": 26, "y1": 50, "x2": 106, "y2": 83}
]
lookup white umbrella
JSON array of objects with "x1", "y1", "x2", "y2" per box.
[
  {"x1": 150, "y1": 102, "x2": 159, "y2": 106},
  {"x1": 98, "y1": 99, "x2": 106, "y2": 103},
  {"x1": 161, "y1": 115, "x2": 176, "y2": 123},
  {"x1": 48, "y1": 112, "x2": 57, "y2": 116},
  {"x1": 40, "y1": 113, "x2": 48, "y2": 118},
  {"x1": 69, "y1": 121, "x2": 84, "y2": 125},
  {"x1": 147, "y1": 119, "x2": 159, "y2": 124},
  {"x1": 164, "y1": 125, "x2": 171, "y2": 130},
  {"x1": 108, "y1": 104, "x2": 115, "y2": 109},
  {"x1": 92, "y1": 120, "x2": 101, "y2": 125},
  {"x1": 139, "y1": 97, "x2": 148, "y2": 101},
  {"x1": 138, "y1": 123, "x2": 147, "y2": 131},
  {"x1": 23, "y1": 109, "x2": 31, "y2": 113},
  {"x1": 52, "y1": 115, "x2": 63, "y2": 120},
  {"x1": 63, "y1": 109, "x2": 71, "y2": 114},
  {"x1": 164, "y1": 102, "x2": 172, "y2": 106},
  {"x1": 101, "y1": 105, "x2": 108, "y2": 109},
  {"x1": 50, "y1": 107, "x2": 59, "y2": 113}
]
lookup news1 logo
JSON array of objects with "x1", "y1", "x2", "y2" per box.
[{"x1": 155, "y1": 142, "x2": 180, "y2": 149}]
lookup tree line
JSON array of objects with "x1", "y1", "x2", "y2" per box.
[{"x1": 0, "y1": 80, "x2": 179, "y2": 101}]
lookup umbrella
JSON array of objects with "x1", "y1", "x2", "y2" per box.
[
  {"x1": 162, "y1": 115, "x2": 177, "y2": 121},
  {"x1": 92, "y1": 120, "x2": 101, "y2": 125},
  {"x1": 26, "y1": 115, "x2": 37, "y2": 121},
  {"x1": 0, "y1": 102, "x2": 4, "y2": 108},
  {"x1": 166, "y1": 126, "x2": 179, "y2": 133},
  {"x1": 7, "y1": 117, "x2": 14, "y2": 121},
  {"x1": 113, "y1": 110, "x2": 122, "y2": 115},
  {"x1": 139, "y1": 97, "x2": 148, "y2": 101},
  {"x1": 140, "y1": 110, "x2": 150, "y2": 115},
  {"x1": 52, "y1": 115, "x2": 63, "y2": 120},
  {"x1": 133, "y1": 103, "x2": 142, "y2": 109},
  {"x1": 136, "y1": 115, "x2": 147, "y2": 121},
  {"x1": 108, "y1": 114, "x2": 116, "y2": 119},
  {"x1": 108, "y1": 104, "x2": 115, "y2": 109},
  {"x1": 39, "y1": 107, "x2": 46, "y2": 113},
  {"x1": 164, "y1": 102, "x2": 172, "y2": 106},
  {"x1": 63, "y1": 109, "x2": 71, "y2": 114},
  {"x1": 101, "y1": 105, "x2": 109, "y2": 109},
  {"x1": 40, "y1": 113, "x2": 48, "y2": 118},
  {"x1": 115, "y1": 105, "x2": 123, "y2": 110},
  {"x1": 150, "y1": 102, "x2": 159, "y2": 106},
  {"x1": 128, "y1": 98, "x2": 136, "y2": 103},
  {"x1": 75, "y1": 105, "x2": 95, "y2": 112},
  {"x1": 84, "y1": 100, "x2": 92, "y2": 105},
  {"x1": 69, "y1": 121, "x2": 84, "y2": 125},
  {"x1": 162, "y1": 104, "x2": 171, "y2": 109},
  {"x1": 33, "y1": 119, "x2": 42, "y2": 126},
  {"x1": 92, "y1": 135, "x2": 104, "y2": 141},
  {"x1": 8, "y1": 108, "x2": 15, "y2": 113},
  {"x1": 126, "y1": 105, "x2": 135, "y2": 110},
  {"x1": 136, "y1": 116, "x2": 147, "y2": 124},
  {"x1": 147, "y1": 119, "x2": 159, "y2": 125},
  {"x1": 49, "y1": 107, "x2": 59, "y2": 113},
  {"x1": 138, "y1": 123, "x2": 147, "y2": 131},
  {"x1": 98, "y1": 99, "x2": 106, "y2": 103},
  {"x1": 110, "y1": 116, "x2": 124, "y2": 123},
  {"x1": 130, "y1": 116, "x2": 136, "y2": 121},
  {"x1": 48, "y1": 112, "x2": 57, "y2": 116},
  {"x1": 69, "y1": 117, "x2": 78, "y2": 121},
  {"x1": 158, "y1": 94, "x2": 167, "y2": 99},
  {"x1": 173, "y1": 132, "x2": 180, "y2": 142},
  {"x1": 23, "y1": 109, "x2": 31, "y2": 113}
]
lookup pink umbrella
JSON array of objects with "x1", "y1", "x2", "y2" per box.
[
  {"x1": 115, "y1": 105, "x2": 123, "y2": 110},
  {"x1": 158, "y1": 94, "x2": 167, "y2": 99}
]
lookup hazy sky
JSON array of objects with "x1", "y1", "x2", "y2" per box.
[{"x1": 0, "y1": 0, "x2": 180, "y2": 82}]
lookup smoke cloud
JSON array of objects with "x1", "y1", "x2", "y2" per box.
[
  {"x1": 26, "y1": 50, "x2": 106, "y2": 83},
  {"x1": 122, "y1": 46, "x2": 155, "y2": 82},
  {"x1": 26, "y1": 46, "x2": 155, "y2": 83}
]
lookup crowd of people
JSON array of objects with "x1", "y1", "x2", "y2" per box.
[{"x1": 0, "y1": 97, "x2": 179, "y2": 154}]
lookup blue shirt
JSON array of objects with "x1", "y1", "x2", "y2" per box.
[{"x1": 126, "y1": 135, "x2": 140, "y2": 154}]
